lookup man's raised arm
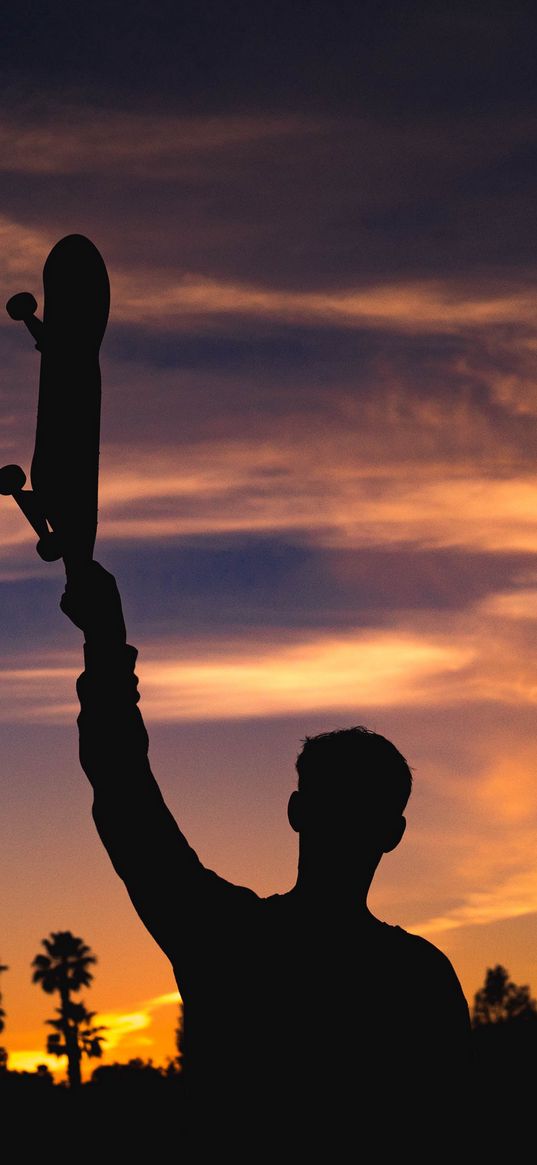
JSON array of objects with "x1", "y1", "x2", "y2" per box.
[{"x1": 60, "y1": 561, "x2": 250, "y2": 965}]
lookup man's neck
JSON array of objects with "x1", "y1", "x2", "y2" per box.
[{"x1": 292, "y1": 866, "x2": 378, "y2": 919}]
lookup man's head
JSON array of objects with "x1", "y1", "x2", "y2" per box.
[{"x1": 288, "y1": 727, "x2": 412, "y2": 882}]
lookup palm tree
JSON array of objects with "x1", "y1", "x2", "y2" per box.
[
  {"x1": 0, "y1": 960, "x2": 8, "y2": 1070},
  {"x1": 175, "y1": 1001, "x2": 184, "y2": 1069},
  {"x1": 0, "y1": 960, "x2": 8, "y2": 1032},
  {"x1": 32, "y1": 931, "x2": 105, "y2": 1087},
  {"x1": 47, "y1": 1002, "x2": 106, "y2": 1064}
]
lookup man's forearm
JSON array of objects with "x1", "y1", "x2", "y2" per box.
[
  {"x1": 76, "y1": 639, "x2": 151, "y2": 790},
  {"x1": 60, "y1": 561, "x2": 150, "y2": 786}
]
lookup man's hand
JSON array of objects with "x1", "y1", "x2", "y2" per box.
[{"x1": 60, "y1": 561, "x2": 127, "y2": 644}]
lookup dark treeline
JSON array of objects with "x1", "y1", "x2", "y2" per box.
[{"x1": 1, "y1": 955, "x2": 536, "y2": 1152}]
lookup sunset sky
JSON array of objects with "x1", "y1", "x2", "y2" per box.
[{"x1": 2, "y1": 1, "x2": 537, "y2": 1079}]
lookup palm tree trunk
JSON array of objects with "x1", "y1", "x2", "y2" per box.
[
  {"x1": 68, "y1": 1039, "x2": 82, "y2": 1089},
  {"x1": 60, "y1": 984, "x2": 81, "y2": 1089}
]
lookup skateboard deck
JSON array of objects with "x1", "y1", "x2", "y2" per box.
[{"x1": 0, "y1": 234, "x2": 110, "y2": 575}]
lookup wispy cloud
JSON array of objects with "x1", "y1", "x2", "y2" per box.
[
  {"x1": 0, "y1": 215, "x2": 54, "y2": 287},
  {"x1": 139, "y1": 631, "x2": 472, "y2": 720},
  {"x1": 109, "y1": 271, "x2": 537, "y2": 335},
  {"x1": 1, "y1": 205, "x2": 537, "y2": 342},
  {"x1": 406, "y1": 763, "x2": 537, "y2": 939},
  {"x1": 414, "y1": 864, "x2": 537, "y2": 938},
  {"x1": 6, "y1": 419, "x2": 537, "y2": 574},
  {"x1": 94, "y1": 443, "x2": 537, "y2": 555},
  {"x1": 94, "y1": 989, "x2": 181, "y2": 1053},
  {"x1": 0, "y1": 630, "x2": 473, "y2": 723},
  {"x1": 480, "y1": 587, "x2": 537, "y2": 620},
  {"x1": 0, "y1": 660, "x2": 76, "y2": 722},
  {"x1": 3, "y1": 580, "x2": 537, "y2": 725},
  {"x1": 0, "y1": 112, "x2": 315, "y2": 177}
]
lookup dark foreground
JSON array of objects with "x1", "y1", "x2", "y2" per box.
[{"x1": 1, "y1": 1041, "x2": 534, "y2": 1159}]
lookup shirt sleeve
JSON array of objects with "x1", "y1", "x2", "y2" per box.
[
  {"x1": 76, "y1": 640, "x2": 256, "y2": 965},
  {"x1": 413, "y1": 937, "x2": 474, "y2": 1130}
]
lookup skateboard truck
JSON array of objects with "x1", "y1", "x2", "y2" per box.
[
  {"x1": 0, "y1": 462, "x2": 61, "y2": 561},
  {"x1": 1, "y1": 293, "x2": 59, "y2": 560},
  {"x1": 1, "y1": 287, "x2": 62, "y2": 562},
  {"x1": 6, "y1": 293, "x2": 45, "y2": 351}
]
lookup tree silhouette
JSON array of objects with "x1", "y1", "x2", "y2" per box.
[
  {"x1": 32, "y1": 931, "x2": 105, "y2": 1087},
  {"x1": 472, "y1": 965, "x2": 537, "y2": 1027},
  {"x1": 0, "y1": 960, "x2": 8, "y2": 1070},
  {"x1": 47, "y1": 1002, "x2": 106, "y2": 1061},
  {"x1": 472, "y1": 964, "x2": 537, "y2": 1105},
  {"x1": 175, "y1": 1001, "x2": 184, "y2": 1070}
]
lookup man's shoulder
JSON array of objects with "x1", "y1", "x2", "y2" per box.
[
  {"x1": 389, "y1": 923, "x2": 448, "y2": 953},
  {"x1": 389, "y1": 924, "x2": 459, "y2": 970},
  {"x1": 390, "y1": 925, "x2": 469, "y2": 1005}
]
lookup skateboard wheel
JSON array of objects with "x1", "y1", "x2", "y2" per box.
[
  {"x1": 36, "y1": 532, "x2": 63, "y2": 562},
  {"x1": 0, "y1": 464, "x2": 26, "y2": 494},
  {"x1": 6, "y1": 292, "x2": 38, "y2": 321}
]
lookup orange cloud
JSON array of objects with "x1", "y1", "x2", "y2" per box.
[
  {"x1": 3, "y1": 590, "x2": 537, "y2": 725},
  {"x1": 413, "y1": 863, "x2": 537, "y2": 938},
  {"x1": 1, "y1": 208, "x2": 536, "y2": 340},
  {"x1": 0, "y1": 113, "x2": 314, "y2": 176},
  {"x1": 88, "y1": 988, "x2": 181, "y2": 1056},
  {"x1": 97, "y1": 988, "x2": 180, "y2": 1031},
  {"x1": 94, "y1": 442, "x2": 537, "y2": 555},
  {"x1": 93, "y1": 1008, "x2": 152, "y2": 1051},
  {"x1": 0, "y1": 660, "x2": 76, "y2": 722},
  {"x1": 404, "y1": 766, "x2": 537, "y2": 940},
  {"x1": 480, "y1": 588, "x2": 537, "y2": 620},
  {"x1": 139, "y1": 632, "x2": 472, "y2": 720},
  {"x1": 7, "y1": 1050, "x2": 66, "y2": 1077},
  {"x1": 108, "y1": 269, "x2": 537, "y2": 335},
  {"x1": 0, "y1": 215, "x2": 54, "y2": 289},
  {"x1": 475, "y1": 753, "x2": 537, "y2": 825},
  {"x1": 4, "y1": 444, "x2": 537, "y2": 562},
  {"x1": 0, "y1": 631, "x2": 473, "y2": 723}
]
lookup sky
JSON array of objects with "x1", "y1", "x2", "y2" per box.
[{"x1": 2, "y1": 0, "x2": 537, "y2": 1078}]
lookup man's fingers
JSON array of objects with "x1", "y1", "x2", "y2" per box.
[
  {"x1": 60, "y1": 561, "x2": 127, "y2": 638},
  {"x1": 60, "y1": 589, "x2": 85, "y2": 631}
]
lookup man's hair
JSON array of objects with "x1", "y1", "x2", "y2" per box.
[{"x1": 295, "y1": 726, "x2": 413, "y2": 815}]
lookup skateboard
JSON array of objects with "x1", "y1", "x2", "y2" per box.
[{"x1": 0, "y1": 234, "x2": 110, "y2": 577}]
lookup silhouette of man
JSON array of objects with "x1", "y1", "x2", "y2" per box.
[{"x1": 61, "y1": 561, "x2": 471, "y2": 1141}]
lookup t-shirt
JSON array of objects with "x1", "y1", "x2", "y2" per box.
[{"x1": 76, "y1": 642, "x2": 472, "y2": 1141}]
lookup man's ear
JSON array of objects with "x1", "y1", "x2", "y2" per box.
[
  {"x1": 382, "y1": 815, "x2": 406, "y2": 854},
  {"x1": 287, "y1": 790, "x2": 301, "y2": 833}
]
